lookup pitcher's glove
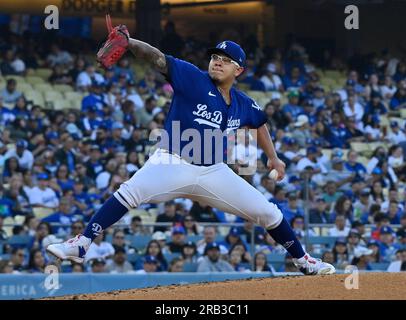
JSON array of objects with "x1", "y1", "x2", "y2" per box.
[{"x1": 96, "y1": 14, "x2": 130, "y2": 69}]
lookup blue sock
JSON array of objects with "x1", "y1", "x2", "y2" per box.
[
  {"x1": 83, "y1": 196, "x2": 129, "y2": 241},
  {"x1": 267, "y1": 217, "x2": 306, "y2": 259}
]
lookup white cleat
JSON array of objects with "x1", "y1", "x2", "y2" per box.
[
  {"x1": 46, "y1": 234, "x2": 91, "y2": 264},
  {"x1": 293, "y1": 253, "x2": 336, "y2": 275}
]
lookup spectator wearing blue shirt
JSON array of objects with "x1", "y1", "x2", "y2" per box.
[
  {"x1": 386, "y1": 201, "x2": 402, "y2": 224},
  {"x1": 81, "y1": 82, "x2": 107, "y2": 115},
  {"x1": 248, "y1": 69, "x2": 266, "y2": 91},
  {"x1": 42, "y1": 197, "x2": 80, "y2": 237},
  {"x1": 0, "y1": 96, "x2": 15, "y2": 126},
  {"x1": 325, "y1": 111, "x2": 351, "y2": 148},
  {"x1": 72, "y1": 178, "x2": 94, "y2": 221},
  {"x1": 221, "y1": 227, "x2": 247, "y2": 252},
  {"x1": 269, "y1": 185, "x2": 288, "y2": 212},
  {"x1": 113, "y1": 58, "x2": 135, "y2": 83},
  {"x1": 309, "y1": 197, "x2": 329, "y2": 223},
  {"x1": 282, "y1": 90, "x2": 303, "y2": 123},
  {"x1": 55, "y1": 137, "x2": 76, "y2": 173},
  {"x1": 282, "y1": 66, "x2": 306, "y2": 91},
  {"x1": 378, "y1": 226, "x2": 400, "y2": 262},
  {"x1": 344, "y1": 150, "x2": 367, "y2": 175},
  {"x1": 81, "y1": 106, "x2": 103, "y2": 134},
  {"x1": 389, "y1": 83, "x2": 406, "y2": 110},
  {"x1": 364, "y1": 91, "x2": 387, "y2": 117},
  {"x1": 282, "y1": 192, "x2": 304, "y2": 223},
  {"x1": 55, "y1": 164, "x2": 75, "y2": 193}
]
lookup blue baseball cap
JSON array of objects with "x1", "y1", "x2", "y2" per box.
[
  {"x1": 228, "y1": 227, "x2": 240, "y2": 237},
  {"x1": 380, "y1": 226, "x2": 394, "y2": 235},
  {"x1": 37, "y1": 173, "x2": 49, "y2": 180},
  {"x1": 390, "y1": 121, "x2": 399, "y2": 128},
  {"x1": 172, "y1": 226, "x2": 186, "y2": 235},
  {"x1": 288, "y1": 175, "x2": 301, "y2": 183},
  {"x1": 372, "y1": 167, "x2": 382, "y2": 175},
  {"x1": 16, "y1": 139, "x2": 28, "y2": 148},
  {"x1": 144, "y1": 255, "x2": 158, "y2": 264},
  {"x1": 306, "y1": 146, "x2": 318, "y2": 154},
  {"x1": 205, "y1": 242, "x2": 220, "y2": 253},
  {"x1": 207, "y1": 40, "x2": 246, "y2": 67}
]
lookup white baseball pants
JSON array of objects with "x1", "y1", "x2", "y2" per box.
[{"x1": 114, "y1": 148, "x2": 283, "y2": 229}]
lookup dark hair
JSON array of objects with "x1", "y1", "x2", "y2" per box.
[
  {"x1": 229, "y1": 242, "x2": 250, "y2": 263},
  {"x1": 28, "y1": 249, "x2": 45, "y2": 271},
  {"x1": 37, "y1": 221, "x2": 52, "y2": 235},
  {"x1": 334, "y1": 195, "x2": 353, "y2": 218},
  {"x1": 253, "y1": 251, "x2": 271, "y2": 272},
  {"x1": 181, "y1": 214, "x2": 199, "y2": 235},
  {"x1": 168, "y1": 257, "x2": 184, "y2": 272},
  {"x1": 144, "y1": 240, "x2": 168, "y2": 271}
]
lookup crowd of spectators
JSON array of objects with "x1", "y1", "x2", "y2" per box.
[{"x1": 1, "y1": 22, "x2": 406, "y2": 274}]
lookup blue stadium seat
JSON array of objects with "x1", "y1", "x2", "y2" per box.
[
  {"x1": 308, "y1": 236, "x2": 338, "y2": 248},
  {"x1": 7, "y1": 235, "x2": 34, "y2": 248},
  {"x1": 369, "y1": 262, "x2": 390, "y2": 271},
  {"x1": 0, "y1": 254, "x2": 11, "y2": 260},
  {"x1": 186, "y1": 235, "x2": 202, "y2": 243},
  {"x1": 266, "y1": 253, "x2": 286, "y2": 271},
  {"x1": 127, "y1": 253, "x2": 140, "y2": 264},
  {"x1": 164, "y1": 252, "x2": 182, "y2": 263},
  {"x1": 131, "y1": 235, "x2": 152, "y2": 250},
  {"x1": 183, "y1": 262, "x2": 198, "y2": 272}
]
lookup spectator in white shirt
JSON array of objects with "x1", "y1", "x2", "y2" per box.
[
  {"x1": 328, "y1": 215, "x2": 351, "y2": 237},
  {"x1": 296, "y1": 146, "x2": 327, "y2": 174},
  {"x1": 260, "y1": 63, "x2": 283, "y2": 92},
  {"x1": 380, "y1": 75, "x2": 397, "y2": 104},
  {"x1": 85, "y1": 233, "x2": 115, "y2": 263},
  {"x1": 76, "y1": 64, "x2": 105, "y2": 91},
  {"x1": 46, "y1": 44, "x2": 73, "y2": 67},
  {"x1": 96, "y1": 158, "x2": 118, "y2": 190},
  {"x1": 386, "y1": 121, "x2": 406, "y2": 145},
  {"x1": 0, "y1": 79, "x2": 22, "y2": 104},
  {"x1": 343, "y1": 94, "x2": 364, "y2": 129},
  {"x1": 4, "y1": 139, "x2": 34, "y2": 170},
  {"x1": 25, "y1": 173, "x2": 59, "y2": 209}
]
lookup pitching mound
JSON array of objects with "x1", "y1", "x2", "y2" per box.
[{"x1": 48, "y1": 273, "x2": 406, "y2": 300}]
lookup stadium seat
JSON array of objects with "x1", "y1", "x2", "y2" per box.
[
  {"x1": 63, "y1": 91, "x2": 83, "y2": 101},
  {"x1": 5, "y1": 75, "x2": 25, "y2": 83},
  {"x1": 53, "y1": 99, "x2": 71, "y2": 110},
  {"x1": 44, "y1": 90, "x2": 63, "y2": 101},
  {"x1": 369, "y1": 262, "x2": 390, "y2": 271},
  {"x1": 266, "y1": 253, "x2": 286, "y2": 271},
  {"x1": 186, "y1": 235, "x2": 202, "y2": 243},
  {"x1": 127, "y1": 253, "x2": 140, "y2": 264},
  {"x1": 308, "y1": 236, "x2": 337, "y2": 248},
  {"x1": 68, "y1": 97, "x2": 82, "y2": 110},
  {"x1": 33, "y1": 83, "x2": 54, "y2": 93},
  {"x1": 349, "y1": 142, "x2": 370, "y2": 155},
  {"x1": 247, "y1": 90, "x2": 266, "y2": 102},
  {"x1": 24, "y1": 90, "x2": 45, "y2": 107},
  {"x1": 16, "y1": 82, "x2": 33, "y2": 92},
  {"x1": 183, "y1": 262, "x2": 198, "y2": 272},
  {"x1": 163, "y1": 252, "x2": 182, "y2": 263},
  {"x1": 7, "y1": 235, "x2": 34, "y2": 248},
  {"x1": 321, "y1": 148, "x2": 332, "y2": 159},
  {"x1": 53, "y1": 84, "x2": 73, "y2": 93},
  {"x1": 34, "y1": 68, "x2": 53, "y2": 80},
  {"x1": 323, "y1": 70, "x2": 343, "y2": 79},
  {"x1": 32, "y1": 207, "x2": 54, "y2": 219},
  {"x1": 25, "y1": 76, "x2": 45, "y2": 85},
  {"x1": 131, "y1": 235, "x2": 153, "y2": 250}
]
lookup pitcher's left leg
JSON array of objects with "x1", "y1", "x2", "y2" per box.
[{"x1": 194, "y1": 164, "x2": 335, "y2": 275}]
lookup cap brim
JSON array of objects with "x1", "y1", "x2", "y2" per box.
[{"x1": 207, "y1": 48, "x2": 243, "y2": 67}]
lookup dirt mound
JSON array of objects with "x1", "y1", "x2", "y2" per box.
[{"x1": 48, "y1": 273, "x2": 406, "y2": 300}]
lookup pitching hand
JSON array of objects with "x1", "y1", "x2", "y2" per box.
[{"x1": 267, "y1": 157, "x2": 286, "y2": 181}]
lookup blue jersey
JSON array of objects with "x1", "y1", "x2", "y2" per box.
[{"x1": 161, "y1": 55, "x2": 267, "y2": 166}]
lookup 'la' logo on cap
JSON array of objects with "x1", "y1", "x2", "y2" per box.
[{"x1": 219, "y1": 42, "x2": 227, "y2": 49}]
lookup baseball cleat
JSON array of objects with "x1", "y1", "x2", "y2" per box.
[
  {"x1": 46, "y1": 234, "x2": 91, "y2": 264},
  {"x1": 293, "y1": 253, "x2": 336, "y2": 275}
]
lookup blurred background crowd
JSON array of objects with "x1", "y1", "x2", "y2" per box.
[{"x1": 1, "y1": 16, "x2": 406, "y2": 275}]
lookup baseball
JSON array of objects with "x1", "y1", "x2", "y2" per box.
[{"x1": 269, "y1": 169, "x2": 278, "y2": 180}]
